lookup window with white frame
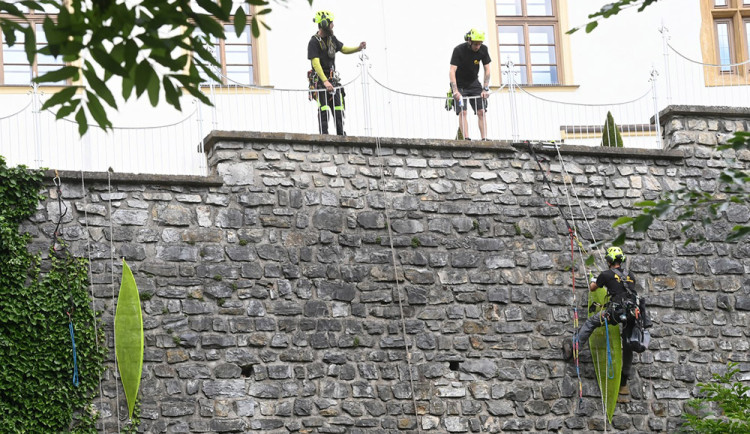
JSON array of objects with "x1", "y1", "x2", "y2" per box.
[
  {"x1": 495, "y1": 0, "x2": 562, "y2": 85},
  {"x1": 0, "y1": 8, "x2": 66, "y2": 86},
  {"x1": 193, "y1": 2, "x2": 256, "y2": 85},
  {"x1": 703, "y1": 0, "x2": 750, "y2": 73},
  {"x1": 200, "y1": 21, "x2": 255, "y2": 85}
]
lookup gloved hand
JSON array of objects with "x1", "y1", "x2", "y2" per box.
[{"x1": 589, "y1": 272, "x2": 597, "y2": 285}]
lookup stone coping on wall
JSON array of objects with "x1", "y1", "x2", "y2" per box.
[
  {"x1": 203, "y1": 130, "x2": 685, "y2": 160},
  {"x1": 656, "y1": 104, "x2": 750, "y2": 125},
  {"x1": 515, "y1": 141, "x2": 684, "y2": 160},
  {"x1": 38, "y1": 131, "x2": 687, "y2": 186},
  {"x1": 45, "y1": 169, "x2": 224, "y2": 187},
  {"x1": 202, "y1": 130, "x2": 518, "y2": 155}
]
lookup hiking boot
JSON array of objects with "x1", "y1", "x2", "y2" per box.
[
  {"x1": 619, "y1": 384, "x2": 630, "y2": 395},
  {"x1": 562, "y1": 337, "x2": 574, "y2": 361},
  {"x1": 617, "y1": 387, "x2": 631, "y2": 403}
]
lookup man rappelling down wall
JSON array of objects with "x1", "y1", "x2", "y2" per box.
[
  {"x1": 564, "y1": 246, "x2": 653, "y2": 400},
  {"x1": 307, "y1": 10, "x2": 366, "y2": 136},
  {"x1": 525, "y1": 141, "x2": 655, "y2": 423}
]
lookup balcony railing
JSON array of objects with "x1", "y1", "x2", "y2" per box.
[{"x1": 0, "y1": 26, "x2": 747, "y2": 176}]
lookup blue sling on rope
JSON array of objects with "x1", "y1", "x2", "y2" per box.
[
  {"x1": 69, "y1": 319, "x2": 79, "y2": 387},
  {"x1": 54, "y1": 173, "x2": 79, "y2": 388},
  {"x1": 604, "y1": 319, "x2": 615, "y2": 380}
]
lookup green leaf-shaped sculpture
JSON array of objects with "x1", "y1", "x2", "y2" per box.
[
  {"x1": 114, "y1": 259, "x2": 144, "y2": 419},
  {"x1": 588, "y1": 286, "x2": 622, "y2": 423}
]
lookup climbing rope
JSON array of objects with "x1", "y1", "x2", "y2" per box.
[
  {"x1": 107, "y1": 170, "x2": 122, "y2": 432},
  {"x1": 51, "y1": 172, "x2": 68, "y2": 250},
  {"x1": 80, "y1": 168, "x2": 106, "y2": 419},
  {"x1": 525, "y1": 142, "x2": 577, "y2": 234},
  {"x1": 549, "y1": 145, "x2": 618, "y2": 430},
  {"x1": 374, "y1": 136, "x2": 422, "y2": 433},
  {"x1": 552, "y1": 143, "x2": 606, "y2": 265},
  {"x1": 525, "y1": 142, "x2": 586, "y2": 402},
  {"x1": 567, "y1": 226, "x2": 584, "y2": 406},
  {"x1": 595, "y1": 313, "x2": 612, "y2": 434},
  {"x1": 547, "y1": 144, "x2": 615, "y2": 428},
  {"x1": 550, "y1": 143, "x2": 603, "y2": 410},
  {"x1": 52, "y1": 172, "x2": 80, "y2": 387},
  {"x1": 528, "y1": 141, "x2": 619, "y2": 429}
]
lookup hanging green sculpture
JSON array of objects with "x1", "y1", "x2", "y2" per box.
[
  {"x1": 588, "y1": 286, "x2": 622, "y2": 423},
  {"x1": 114, "y1": 259, "x2": 144, "y2": 419}
]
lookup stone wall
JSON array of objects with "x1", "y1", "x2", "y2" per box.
[{"x1": 25, "y1": 106, "x2": 750, "y2": 433}]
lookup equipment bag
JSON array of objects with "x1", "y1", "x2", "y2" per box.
[
  {"x1": 444, "y1": 88, "x2": 454, "y2": 111},
  {"x1": 623, "y1": 323, "x2": 650, "y2": 353},
  {"x1": 307, "y1": 69, "x2": 318, "y2": 100}
]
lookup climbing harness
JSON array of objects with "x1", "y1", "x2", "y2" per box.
[
  {"x1": 52, "y1": 171, "x2": 80, "y2": 387},
  {"x1": 307, "y1": 68, "x2": 342, "y2": 97},
  {"x1": 308, "y1": 64, "x2": 346, "y2": 135},
  {"x1": 611, "y1": 268, "x2": 638, "y2": 298},
  {"x1": 609, "y1": 268, "x2": 651, "y2": 353},
  {"x1": 312, "y1": 33, "x2": 337, "y2": 61}
]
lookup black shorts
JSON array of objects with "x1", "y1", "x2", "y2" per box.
[{"x1": 454, "y1": 82, "x2": 488, "y2": 115}]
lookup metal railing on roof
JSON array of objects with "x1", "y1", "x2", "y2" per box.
[
  {"x1": 1, "y1": 26, "x2": 748, "y2": 175},
  {"x1": 196, "y1": 53, "x2": 664, "y2": 148}
]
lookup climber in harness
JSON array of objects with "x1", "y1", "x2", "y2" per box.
[
  {"x1": 307, "y1": 10, "x2": 366, "y2": 136},
  {"x1": 448, "y1": 28, "x2": 491, "y2": 141},
  {"x1": 563, "y1": 246, "x2": 652, "y2": 395}
]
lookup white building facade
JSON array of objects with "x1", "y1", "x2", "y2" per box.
[{"x1": 0, "y1": 0, "x2": 746, "y2": 174}]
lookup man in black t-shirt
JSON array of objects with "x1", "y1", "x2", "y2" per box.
[
  {"x1": 449, "y1": 29, "x2": 492, "y2": 141},
  {"x1": 563, "y1": 246, "x2": 652, "y2": 396},
  {"x1": 307, "y1": 10, "x2": 366, "y2": 135}
]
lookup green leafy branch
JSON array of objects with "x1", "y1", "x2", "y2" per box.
[
  {"x1": 611, "y1": 131, "x2": 750, "y2": 245},
  {"x1": 0, "y1": 0, "x2": 313, "y2": 136},
  {"x1": 584, "y1": 131, "x2": 749, "y2": 266},
  {"x1": 568, "y1": 0, "x2": 662, "y2": 34},
  {"x1": 679, "y1": 363, "x2": 750, "y2": 433}
]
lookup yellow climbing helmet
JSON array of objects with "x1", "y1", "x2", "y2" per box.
[
  {"x1": 465, "y1": 28, "x2": 486, "y2": 42},
  {"x1": 314, "y1": 10, "x2": 334, "y2": 28},
  {"x1": 605, "y1": 246, "x2": 626, "y2": 264}
]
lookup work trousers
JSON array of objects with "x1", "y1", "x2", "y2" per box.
[
  {"x1": 314, "y1": 87, "x2": 344, "y2": 135},
  {"x1": 576, "y1": 310, "x2": 634, "y2": 385}
]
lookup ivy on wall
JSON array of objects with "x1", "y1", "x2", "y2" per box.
[{"x1": 0, "y1": 156, "x2": 106, "y2": 432}]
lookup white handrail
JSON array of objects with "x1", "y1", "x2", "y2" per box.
[{"x1": 9, "y1": 26, "x2": 750, "y2": 174}]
